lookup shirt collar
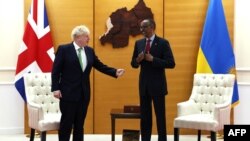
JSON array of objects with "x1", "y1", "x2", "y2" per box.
[
  {"x1": 147, "y1": 34, "x2": 155, "y2": 42},
  {"x1": 74, "y1": 42, "x2": 84, "y2": 51}
]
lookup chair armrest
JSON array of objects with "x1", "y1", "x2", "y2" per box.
[
  {"x1": 27, "y1": 103, "x2": 44, "y2": 129},
  {"x1": 215, "y1": 101, "x2": 231, "y2": 109},
  {"x1": 213, "y1": 103, "x2": 231, "y2": 130},
  {"x1": 28, "y1": 102, "x2": 41, "y2": 109},
  {"x1": 177, "y1": 101, "x2": 199, "y2": 117}
]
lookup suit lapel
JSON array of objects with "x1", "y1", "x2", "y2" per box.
[
  {"x1": 83, "y1": 46, "x2": 90, "y2": 69},
  {"x1": 151, "y1": 36, "x2": 159, "y2": 52},
  {"x1": 140, "y1": 38, "x2": 147, "y2": 53},
  {"x1": 70, "y1": 43, "x2": 78, "y2": 59},
  {"x1": 69, "y1": 43, "x2": 82, "y2": 70}
]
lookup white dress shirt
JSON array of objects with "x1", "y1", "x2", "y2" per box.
[{"x1": 74, "y1": 42, "x2": 87, "y2": 71}]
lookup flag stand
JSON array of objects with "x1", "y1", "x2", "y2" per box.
[{"x1": 207, "y1": 133, "x2": 224, "y2": 139}]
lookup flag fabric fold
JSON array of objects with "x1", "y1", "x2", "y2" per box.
[
  {"x1": 196, "y1": 0, "x2": 239, "y2": 107},
  {"x1": 14, "y1": 0, "x2": 54, "y2": 102}
]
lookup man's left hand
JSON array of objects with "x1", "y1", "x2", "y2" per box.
[{"x1": 144, "y1": 53, "x2": 153, "y2": 62}]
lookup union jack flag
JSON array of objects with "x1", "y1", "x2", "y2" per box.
[{"x1": 14, "y1": 0, "x2": 54, "y2": 102}]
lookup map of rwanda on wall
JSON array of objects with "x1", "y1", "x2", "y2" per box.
[{"x1": 99, "y1": 0, "x2": 154, "y2": 48}]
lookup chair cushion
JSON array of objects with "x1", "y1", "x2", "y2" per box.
[
  {"x1": 174, "y1": 114, "x2": 219, "y2": 131},
  {"x1": 38, "y1": 113, "x2": 61, "y2": 131}
]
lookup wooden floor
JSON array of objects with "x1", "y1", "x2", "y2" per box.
[{"x1": 0, "y1": 134, "x2": 224, "y2": 141}]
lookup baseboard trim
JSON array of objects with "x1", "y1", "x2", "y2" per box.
[{"x1": 0, "y1": 127, "x2": 24, "y2": 134}]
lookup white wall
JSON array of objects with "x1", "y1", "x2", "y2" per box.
[
  {"x1": 234, "y1": 0, "x2": 250, "y2": 124},
  {"x1": 0, "y1": 0, "x2": 24, "y2": 134}
]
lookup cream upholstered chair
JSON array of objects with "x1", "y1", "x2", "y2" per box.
[
  {"x1": 174, "y1": 73, "x2": 235, "y2": 141},
  {"x1": 24, "y1": 73, "x2": 61, "y2": 141}
]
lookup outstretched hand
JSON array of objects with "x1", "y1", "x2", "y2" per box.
[{"x1": 116, "y1": 69, "x2": 125, "y2": 77}]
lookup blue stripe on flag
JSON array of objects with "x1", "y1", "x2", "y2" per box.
[
  {"x1": 14, "y1": 77, "x2": 26, "y2": 101},
  {"x1": 43, "y1": 3, "x2": 49, "y2": 28}
]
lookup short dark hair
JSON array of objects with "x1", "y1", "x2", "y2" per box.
[{"x1": 147, "y1": 19, "x2": 156, "y2": 29}]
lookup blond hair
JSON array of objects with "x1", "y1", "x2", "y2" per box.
[{"x1": 71, "y1": 25, "x2": 90, "y2": 40}]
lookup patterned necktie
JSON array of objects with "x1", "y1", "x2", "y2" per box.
[
  {"x1": 78, "y1": 48, "x2": 83, "y2": 70},
  {"x1": 145, "y1": 39, "x2": 151, "y2": 53}
]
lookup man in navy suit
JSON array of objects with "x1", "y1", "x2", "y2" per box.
[
  {"x1": 52, "y1": 25, "x2": 125, "y2": 141},
  {"x1": 131, "y1": 19, "x2": 175, "y2": 141}
]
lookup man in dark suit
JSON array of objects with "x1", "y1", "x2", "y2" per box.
[
  {"x1": 52, "y1": 25, "x2": 125, "y2": 141},
  {"x1": 131, "y1": 19, "x2": 175, "y2": 141}
]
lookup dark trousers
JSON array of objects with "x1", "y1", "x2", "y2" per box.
[
  {"x1": 58, "y1": 96, "x2": 89, "y2": 141},
  {"x1": 140, "y1": 93, "x2": 167, "y2": 141}
]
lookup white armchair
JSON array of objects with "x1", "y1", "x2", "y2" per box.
[
  {"x1": 174, "y1": 73, "x2": 235, "y2": 141},
  {"x1": 24, "y1": 73, "x2": 61, "y2": 141}
]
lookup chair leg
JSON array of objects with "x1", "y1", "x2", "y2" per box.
[
  {"x1": 40, "y1": 131, "x2": 46, "y2": 141},
  {"x1": 210, "y1": 131, "x2": 216, "y2": 141},
  {"x1": 30, "y1": 128, "x2": 35, "y2": 141},
  {"x1": 197, "y1": 130, "x2": 201, "y2": 141},
  {"x1": 174, "y1": 128, "x2": 179, "y2": 141}
]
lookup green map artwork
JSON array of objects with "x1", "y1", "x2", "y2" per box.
[{"x1": 99, "y1": 0, "x2": 154, "y2": 48}]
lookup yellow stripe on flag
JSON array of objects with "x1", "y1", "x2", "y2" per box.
[{"x1": 196, "y1": 48, "x2": 212, "y2": 73}]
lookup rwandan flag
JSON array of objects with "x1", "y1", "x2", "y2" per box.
[{"x1": 196, "y1": 0, "x2": 239, "y2": 107}]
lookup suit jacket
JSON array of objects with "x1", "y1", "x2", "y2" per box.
[
  {"x1": 51, "y1": 42, "x2": 117, "y2": 102},
  {"x1": 131, "y1": 35, "x2": 175, "y2": 96}
]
